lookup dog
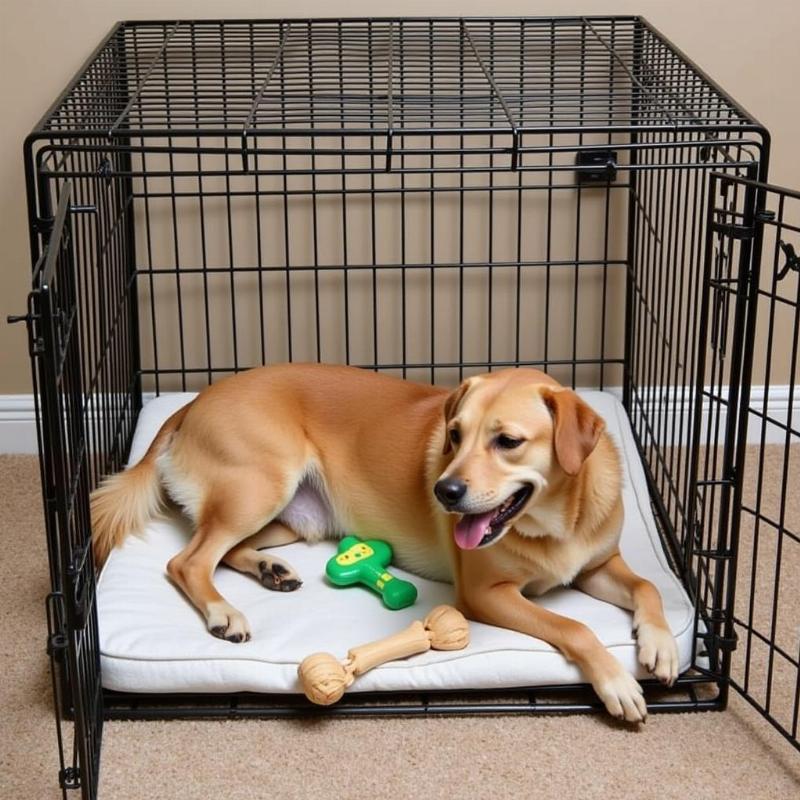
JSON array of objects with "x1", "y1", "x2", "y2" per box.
[{"x1": 91, "y1": 363, "x2": 678, "y2": 722}]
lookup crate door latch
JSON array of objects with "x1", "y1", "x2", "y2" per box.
[{"x1": 777, "y1": 240, "x2": 800, "y2": 281}]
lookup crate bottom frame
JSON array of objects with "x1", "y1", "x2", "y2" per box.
[{"x1": 99, "y1": 673, "x2": 722, "y2": 720}]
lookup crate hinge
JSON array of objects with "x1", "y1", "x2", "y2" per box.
[
  {"x1": 47, "y1": 630, "x2": 68, "y2": 663},
  {"x1": 45, "y1": 590, "x2": 68, "y2": 663},
  {"x1": 692, "y1": 547, "x2": 733, "y2": 560},
  {"x1": 67, "y1": 543, "x2": 90, "y2": 629},
  {"x1": 6, "y1": 313, "x2": 43, "y2": 359},
  {"x1": 32, "y1": 215, "x2": 55, "y2": 236},
  {"x1": 59, "y1": 766, "x2": 81, "y2": 791},
  {"x1": 709, "y1": 631, "x2": 738, "y2": 653},
  {"x1": 711, "y1": 206, "x2": 773, "y2": 243},
  {"x1": 709, "y1": 219, "x2": 755, "y2": 240},
  {"x1": 7, "y1": 302, "x2": 44, "y2": 358}
]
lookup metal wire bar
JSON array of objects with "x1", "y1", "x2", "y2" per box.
[
  {"x1": 459, "y1": 20, "x2": 519, "y2": 167},
  {"x1": 241, "y1": 22, "x2": 294, "y2": 170},
  {"x1": 108, "y1": 22, "x2": 181, "y2": 136},
  {"x1": 581, "y1": 16, "x2": 677, "y2": 128},
  {"x1": 36, "y1": 17, "x2": 760, "y2": 141}
]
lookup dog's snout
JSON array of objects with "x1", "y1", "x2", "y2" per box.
[{"x1": 434, "y1": 477, "x2": 468, "y2": 508}]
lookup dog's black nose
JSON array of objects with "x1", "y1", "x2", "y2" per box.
[{"x1": 434, "y1": 478, "x2": 468, "y2": 508}]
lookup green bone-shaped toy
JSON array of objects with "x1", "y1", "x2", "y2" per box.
[{"x1": 326, "y1": 535, "x2": 418, "y2": 610}]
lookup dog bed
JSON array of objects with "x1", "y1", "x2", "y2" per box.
[{"x1": 97, "y1": 390, "x2": 697, "y2": 694}]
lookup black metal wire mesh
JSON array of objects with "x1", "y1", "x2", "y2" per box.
[
  {"x1": 39, "y1": 17, "x2": 755, "y2": 139},
  {"x1": 27, "y1": 187, "x2": 104, "y2": 800},
  {"x1": 729, "y1": 178, "x2": 800, "y2": 744}
]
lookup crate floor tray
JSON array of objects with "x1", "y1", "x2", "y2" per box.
[{"x1": 97, "y1": 390, "x2": 695, "y2": 695}]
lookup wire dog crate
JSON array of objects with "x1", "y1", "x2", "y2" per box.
[{"x1": 12, "y1": 16, "x2": 800, "y2": 799}]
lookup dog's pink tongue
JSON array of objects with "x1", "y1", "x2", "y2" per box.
[{"x1": 454, "y1": 512, "x2": 494, "y2": 550}]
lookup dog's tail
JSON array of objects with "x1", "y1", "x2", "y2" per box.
[{"x1": 90, "y1": 403, "x2": 191, "y2": 567}]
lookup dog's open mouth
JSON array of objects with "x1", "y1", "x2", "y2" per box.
[{"x1": 453, "y1": 484, "x2": 534, "y2": 550}]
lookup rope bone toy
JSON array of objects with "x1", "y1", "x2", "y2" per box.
[{"x1": 298, "y1": 605, "x2": 470, "y2": 705}]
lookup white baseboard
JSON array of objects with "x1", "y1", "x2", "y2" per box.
[
  {"x1": 0, "y1": 387, "x2": 797, "y2": 455},
  {"x1": 0, "y1": 395, "x2": 39, "y2": 454},
  {"x1": 621, "y1": 385, "x2": 799, "y2": 447}
]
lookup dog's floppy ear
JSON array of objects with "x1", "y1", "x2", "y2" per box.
[
  {"x1": 442, "y1": 379, "x2": 473, "y2": 455},
  {"x1": 541, "y1": 388, "x2": 605, "y2": 476}
]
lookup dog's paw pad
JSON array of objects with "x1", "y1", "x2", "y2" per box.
[
  {"x1": 636, "y1": 622, "x2": 679, "y2": 686},
  {"x1": 207, "y1": 605, "x2": 251, "y2": 643},
  {"x1": 259, "y1": 560, "x2": 303, "y2": 592},
  {"x1": 209, "y1": 625, "x2": 251, "y2": 644},
  {"x1": 224, "y1": 631, "x2": 250, "y2": 643},
  {"x1": 596, "y1": 668, "x2": 647, "y2": 723}
]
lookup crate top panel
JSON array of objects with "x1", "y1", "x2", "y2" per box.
[{"x1": 32, "y1": 16, "x2": 761, "y2": 142}]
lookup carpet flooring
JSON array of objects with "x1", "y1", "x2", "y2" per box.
[{"x1": 1, "y1": 453, "x2": 798, "y2": 799}]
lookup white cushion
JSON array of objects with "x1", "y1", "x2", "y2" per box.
[{"x1": 97, "y1": 390, "x2": 696, "y2": 694}]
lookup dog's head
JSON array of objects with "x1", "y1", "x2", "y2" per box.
[{"x1": 434, "y1": 370, "x2": 605, "y2": 550}]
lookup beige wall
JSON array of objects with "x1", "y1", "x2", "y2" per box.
[{"x1": 1, "y1": 0, "x2": 798, "y2": 394}]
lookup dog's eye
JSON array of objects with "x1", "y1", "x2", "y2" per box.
[
  {"x1": 449, "y1": 428, "x2": 461, "y2": 446},
  {"x1": 496, "y1": 434, "x2": 523, "y2": 450}
]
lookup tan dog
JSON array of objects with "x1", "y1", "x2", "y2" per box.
[{"x1": 92, "y1": 364, "x2": 678, "y2": 721}]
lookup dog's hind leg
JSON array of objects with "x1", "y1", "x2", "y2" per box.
[
  {"x1": 221, "y1": 521, "x2": 303, "y2": 592},
  {"x1": 166, "y1": 472, "x2": 292, "y2": 642}
]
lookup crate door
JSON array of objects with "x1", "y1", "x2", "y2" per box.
[
  {"x1": 695, "y1": 173, "x2": 800, "y2": 751},
  {"x1": 28, "y1": 182, "x2": 104, "y2": 799}
]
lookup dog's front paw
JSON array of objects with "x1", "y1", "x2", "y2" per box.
[
  {"x1": 635, "y1": 621, "x2": 679, "y2": 686},
  {"x1": 592, "y1": 659, "x2": 648, "y2": 723},
  {"x1": 259, "y1": 558, "x2": 303, "y2": 592},
  {"x1": 207, "y1": 602, "x2": 252, "y2": 643}
]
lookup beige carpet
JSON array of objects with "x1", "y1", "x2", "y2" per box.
[{"x1": 0, "y1": 453, "x2": 798, "y2": 800}]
